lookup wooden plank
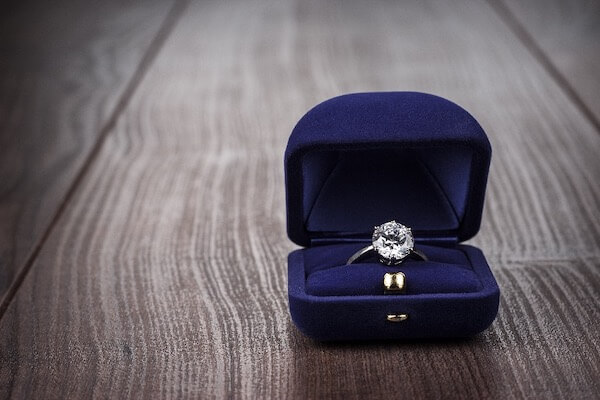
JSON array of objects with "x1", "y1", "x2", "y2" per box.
[
  {"x1": 1, "y1": 0, "x2": 599, "y2": 398},
  {"x1": 0, "y1": 0, "x2": 175, "y2": 298},
  {"x1": 495, "y1": 0, "x2": 600, "y2": 126}
]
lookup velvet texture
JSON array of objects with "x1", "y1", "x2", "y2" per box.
[
  {"x1": 304, "y1": 243, "x2": 482, "y2": 296},
  {"x1": 284, "y1": 92, "x2": 500, "y2": 341},
  {"x1": 285, "y1": 91, "x2": 491, "y2": 246},
  {"x1": 289, "y1": 245, "x2": 500, "y2": 341}
]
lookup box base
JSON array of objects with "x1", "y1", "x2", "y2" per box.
[{"x1": 288, "y1": 243, "x2": 500, "y2": 341}]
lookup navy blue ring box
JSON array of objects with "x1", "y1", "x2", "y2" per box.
[{"x1": 285, "y1": 92, "x2": 500, "y2": 341}]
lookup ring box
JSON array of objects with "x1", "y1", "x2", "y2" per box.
[{"x1": 285, "y1": 92, "x2": 500, "y2": 340}]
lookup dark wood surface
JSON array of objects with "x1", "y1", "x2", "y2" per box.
[
  {"x1": 501, "y1": 0, "x2": 600, "y2": 125},
  {"x1": 0, "y1": 0, "x2": 176, "y2": 300},
  {"x1": 0, "y1": 0, "x2": 599, "y2": 398}
]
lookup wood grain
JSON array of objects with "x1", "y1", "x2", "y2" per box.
[
  {"x1": 0, "y1": 0, "x2": 175, "y2": 297},
  {"x1": 0, "y1": 0, "x2": 599, "y2": 398},
  {"x1": 497, "y1": 0, "x2": 600, "y2": 125}
]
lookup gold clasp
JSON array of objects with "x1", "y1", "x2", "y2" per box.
[
  {"x1": 383, "y1": 272, "x2": 406, "y2": 294},
  {"x1": 386, "y1": 314, "x2": 409, "y2": 322}
]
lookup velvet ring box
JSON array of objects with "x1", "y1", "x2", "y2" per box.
[{"x1": 285, "y1": 92, "x2": 500, "y2": 341}]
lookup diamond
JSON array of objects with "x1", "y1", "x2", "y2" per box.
[{"x1": 372, "y1": 221, "x2": 414, "y2": 265}]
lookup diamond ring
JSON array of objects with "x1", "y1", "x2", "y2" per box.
[{"x1": 346, "y1": 220, "x2": 428, "y2": 265}]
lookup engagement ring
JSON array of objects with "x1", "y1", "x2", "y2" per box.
[{"x1": 346, "y1": 220, "x2": 427, "y2": 265}]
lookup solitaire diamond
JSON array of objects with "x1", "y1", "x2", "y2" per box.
[{"x1": 372, "y1": 221, "x2": 415, "y2": 265}]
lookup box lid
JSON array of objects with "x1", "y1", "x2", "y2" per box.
[{"x1": 284, "y1": 92, "x2": 491, "y2": 247}]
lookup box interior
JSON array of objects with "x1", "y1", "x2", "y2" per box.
[
  {"x1": 302, "y1": 146, "x2": 473, "y2": 240},
  {"x1": 302, "y1": 242, "x2": 482, "y2": 297}
]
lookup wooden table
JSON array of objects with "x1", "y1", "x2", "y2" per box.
[{"x1": 1, "y1": 0, "x2": 599, "y2": 398}]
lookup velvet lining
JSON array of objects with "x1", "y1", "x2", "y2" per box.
[
  {"x1": 304, "y1": 148, "x2": 472, "y2": 235},
  {"x1": 285, "y1": 91, "x2": 491, "y2": 246},
  {"x1": 304, "y1": 243, "x2": 482, "y2": 296}
]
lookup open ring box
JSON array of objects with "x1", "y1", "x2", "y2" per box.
[{"x1": 285, "y1": 92, "x2": 500, "y2": 340}]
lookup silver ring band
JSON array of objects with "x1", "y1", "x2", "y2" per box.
[{"x1": 347, "y1": 245, "x2": 428, "y2": 265}]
